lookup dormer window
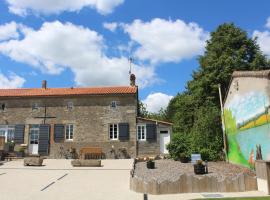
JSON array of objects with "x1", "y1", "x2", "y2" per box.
[
  {"x1": 67, "y1": 101, "x2": 73, "y2": 110},
  {"x1": 111, "y1": 101, "x2": 117, "y2": 109},
  {"x1": 32, "y1": 103, "x2": 39, "y2": 111},
  {"x1": 0, "y1": 103, "x2": 6, "y2": 111}
]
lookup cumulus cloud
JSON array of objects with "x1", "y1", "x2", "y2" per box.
[
  {"x1": 0, "y1": 21, "x2": 19, "y2": 41},
  {"x1": 253, "y1": 30, "x2": 270, "y2": 56},
  {"x1": 5, "y1": 0, "x2": 124, "y2": 16},
  {"x1": 103, "y1": 22, "x2": 118, "y2": 32},
  {"x1": 0, "y1": 21, "x2": 156, "y2": 88},
  {"x1": 0, "y1": 72, "x2": 25, "y2": 88},
  {"x1": 123, "y1": 18, "x2": 209, "y2": 64},
  {"x1": 142, "y1": 92, "x2": 173, "y2": 113}
]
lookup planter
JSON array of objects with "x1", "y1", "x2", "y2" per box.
[
  {"x1": 146, "y1": 160, "x2": 155, "y2": 169},
  {"x1": 16, "y1": 151, "x2": 25, "y2": 157},
  {"x1": 194, "y1": 164, "x2": 206, "y2": 174},
  {"x1": 180, "y1": 156, "x2": 189, "y2": 163}
]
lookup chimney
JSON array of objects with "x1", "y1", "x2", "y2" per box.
[
  {"x1": 42, "y1": 80, "x2": 47, "y2": 89},
  {"x1": 130, "y1": 74, "x2": 136, "y2": 86}
]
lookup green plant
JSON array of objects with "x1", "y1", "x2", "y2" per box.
[
  {"x1": 167, "y1": 133, "x2": 191, "y2": 160},
  {"x1": 18, "y1": 146, "x2": 25, "y2": 152}
]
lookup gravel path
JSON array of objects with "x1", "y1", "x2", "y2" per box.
[{"x1": 134, "y1": 160, "x2": 255, "y2": 183}]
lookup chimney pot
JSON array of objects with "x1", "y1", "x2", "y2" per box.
[
  {"x1": 42, "y1": 80, "x2": 47, "y2": 89},
  {"x1": 130, "y1": 74, "x2": 136, "y2": 86}
]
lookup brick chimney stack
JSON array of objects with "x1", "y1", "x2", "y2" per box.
[
  {"x1": 42, "y1": 80, "x2": 47, "y2": 89},
  {"x1": 130, "y1": 74, "x2": 136, "y2": 86}
]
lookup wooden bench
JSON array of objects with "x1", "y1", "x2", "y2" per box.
[{"x1": 79, "y1": 147, "x2": 103, "y2": 159}]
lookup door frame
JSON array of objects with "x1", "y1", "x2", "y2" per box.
[
  {"x1": 29, "y1": 125, "x2": 40, "y2": 155},
  {"x1": 160, "y1": 129, "x2": 170, "y2": 154}
]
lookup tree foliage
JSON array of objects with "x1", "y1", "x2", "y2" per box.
[{"x1": 166, "y1": 23, "x2": 270, "y2": 161}]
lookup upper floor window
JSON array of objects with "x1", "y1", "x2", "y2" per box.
[
  {"x1": 32, "y1": 103, "x2": 39, "y2": 111},
  {"x1": 109, "y1": 124, "x2": 118, "y2": 140},
  {"x1": 0, "y1": 103, "x2": 6, "y2": 111},
  {"x1": 111, "y1": 101, "x2": 117, "y2": 109},
  {"x1": 67, "y1": 101, "x2": 73, "y2": 110},
  {"x1": 65, "y1": 124, "x2": 74, "y2": 141},
  {"x1": 137, "y1": 124, "x2": 146, "y2": 141}
]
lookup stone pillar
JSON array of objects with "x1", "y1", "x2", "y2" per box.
[{"x1": 255, "y1": 160, "x2": 270, "y2": 194}]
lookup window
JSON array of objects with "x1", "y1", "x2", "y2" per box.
[
  {"x1": 137, "y1": 124, "x2": 146, "y2": 141},
  {"x1": 160, "y1": 130, "x2": 169, "y2": 134},
  {"x1": 0, "y1": 125, "x2": 15, "y2": 142},
  {"x1": 29, "y1": 125, "x2": 39, "y2": 144},
  {"x1": 0, "y1": 103, "x2": 6, "y2": 111},
  {"x1": 67, "y1": 101, "x2": 73, "y2": 110},
  {"x1": 65, "y1": 124, "x2": 74, "y2": 140},
  {"x1": 109, "y1": 124, "x2": 118, "y2": 140},
  {"x1": 111, "y1": 101, "x2": 117, "y2": 109},
  {"x1": 32, "y1": 103, "x2": 39, "y2": 111}
]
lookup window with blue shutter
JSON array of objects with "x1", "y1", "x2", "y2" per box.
[
  {"x1": 119, "y1": 123, "x2": 129, "y2": 141},
  {"x1": 54, "y1": 124, "x2": 65, "y2": 143},
  {"x1": 14, "y1": 124, "x2": 25, "y2": 144},
  {"x1": 146, "y1": 124, "x2": 157, "y2": 141},
  {"x1": 38, "y1": 124, "x2": 50, "y2": 156}
]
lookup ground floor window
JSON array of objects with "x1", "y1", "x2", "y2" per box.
[
  {"x1": 29, "y1": 125, "x2": 39, "y2": 144},
  {"x1": 65, "y1": 124, "x2": 74, "y2": 141},
  {"x1": 137, "y1": 124, "x2": 146, "y2": 141},
  {"x1": 0, "y1": 125, "x2": 15, "y2": 142},
  {"x1": 109, "y1": 124, "x2": 118, "y2": 140}
]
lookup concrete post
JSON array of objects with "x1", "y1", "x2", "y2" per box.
[{"x1": 255, "y1": 160, "x2": 270, "y2": 194}]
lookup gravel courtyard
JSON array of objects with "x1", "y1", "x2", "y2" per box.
[
  {"x1": 0, "y1": 159, "x2": 266, "y2": 200},
  {"x1": 134, "y1": 160, "x2": 256, "y2": 183}
]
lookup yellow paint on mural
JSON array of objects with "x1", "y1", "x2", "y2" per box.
[{"x1": 240, "y1": 114, "x2": 270, "y2": 131}]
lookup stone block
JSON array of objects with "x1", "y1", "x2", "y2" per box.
[
  {"x1": 71, "y1": 159, "x2": 101, "y2": 167},
  {"x1": 24, "y1": 157, "x2": 43, "y2": 166}
]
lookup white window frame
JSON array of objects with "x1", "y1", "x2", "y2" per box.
[
  {"x1": 0, "y1": 125, "x2": 15, "y2": 142},
  {"x1": 32, "y1": 103, "x2": 39, "y2": 111},
  {"x1": 111, "y1": 101, "x2": 117, "y2": 109},
  {"x1": 109, "y1": 123, "x2": 118, "y2": 140},
  {"x1": 65, "y1": 124, "x2": 74, "y2": 141},
  {"x1": 67, "y1": 101, "x2": 73, "y2": 110},
  {"x1": 137, "y1": 124, "x2": 147, "y2": 141}
]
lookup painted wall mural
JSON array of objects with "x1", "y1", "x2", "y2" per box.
[{"x1": 224, "y1": 91, "x2": 270, "y2": 168}]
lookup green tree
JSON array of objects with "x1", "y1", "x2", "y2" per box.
[{"x1": 167, "y1": 23, "x2": 270, "y2": 161}]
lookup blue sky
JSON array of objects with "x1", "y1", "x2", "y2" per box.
[{"x1": 0, "y1": 0, "x2": 270, "y2": 113}]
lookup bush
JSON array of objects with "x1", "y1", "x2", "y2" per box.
[{"x1": 167, "y1": 133, "x2": 191, "y2": 160}]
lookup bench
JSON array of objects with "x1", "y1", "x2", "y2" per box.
[
  {"x1": 79, "y1": 147, "x2": 103, "y2": 159},
  {"x1": 71, "y1": 159, "x2": 101, "y2": 167}
]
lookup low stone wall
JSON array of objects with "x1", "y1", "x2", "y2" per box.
[{"x1": 130, "y1": 173, "x2": 257, "y2": 194}]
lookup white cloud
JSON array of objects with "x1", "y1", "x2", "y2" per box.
[
  {"x1": 253, "y1": 30, "x2": 270, "y2": 56},
  {"x1": 0, "y1": 72, "x2": 25, "y2": 88},
  {"x1": 123, "y1": 18, "x2": 209, "y2": 64},
  {"x1": 142, "y1": 92, "x2": 173, "y2": 113},
  {"x1": 6, "y1": 0, "x2": 124, "y2": 16},
  {"x1": 103, "y1": 22, "x2": 118, "y2": 32},
  {"x1": 266, "y1": 17, "x2": 270, "y2": 29},
  {"x1": 0, "y1": 21, "x2": 19, "y2": 41},
  {"x1": 0, "y1": 21, "x2": 156, "y2": 88}
]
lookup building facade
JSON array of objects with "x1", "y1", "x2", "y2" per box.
[
  {"x1": 224, "y1": 70, "x2": 270, "y2": 168},
  {"x1": 0, "y1": 77, "x2": 172, "y2": 158}
]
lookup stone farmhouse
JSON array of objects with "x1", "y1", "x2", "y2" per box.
[{"x1": 0, "y1": 74, "x2": 172, "y2": 158}]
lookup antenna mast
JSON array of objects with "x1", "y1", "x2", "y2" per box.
[{"x1": 128, "y1": 57, "x2": 133, "y2": 75}]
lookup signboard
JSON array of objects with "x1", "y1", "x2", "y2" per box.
[{"x1": 191, "y1": 154, "x2": 201, "y2": 163}]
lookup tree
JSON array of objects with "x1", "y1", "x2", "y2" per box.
[{"x1": 167, "y1": 23, "x2": 270, "y2": 161}]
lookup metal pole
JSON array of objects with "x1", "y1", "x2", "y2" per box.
[{"x1": 218, "y1": 84, "x2": 228, "y2": 161}]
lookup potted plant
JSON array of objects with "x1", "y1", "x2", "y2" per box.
[
  {"x1": 193, "y1": 160, "x2": 206, "y2": 175},
  {"x1": 146, "y1": 159, "x2": 155, "y2": 169},
  {"x1": 16, "y1": 146, "x2": 25, "y2": 157},
  {"x1": 179, "y1": 152, "x2": 189, "y2": 163},
  {"x1": 7, "y1": 141, "x2": 15, "y2": 152}
]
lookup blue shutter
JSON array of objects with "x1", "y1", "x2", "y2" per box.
[
  {"x1": 14, "y1": 124, "x2": 25, "y2": 144},
  {"x1": 119, "y1": 123, "x2": 129, "y2": 140},
  {"x1": 54, "y1": 124, "x2": 64, "y2": 143},
  {"x1": 38, "y1": 124, "x2": 50, "y2": 156},
  {"x1": 146, "y1": 124, "x2": 157, "y2": 141}
]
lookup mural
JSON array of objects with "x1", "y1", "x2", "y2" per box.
[{"x1": 224, "y1": 91, "x2": 270, "y2": 168}]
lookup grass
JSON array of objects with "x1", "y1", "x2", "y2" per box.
[{"x1": 198, "y1": 197, "x2": 270, "y2": 200}]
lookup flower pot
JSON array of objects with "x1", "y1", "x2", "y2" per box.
[
  {"x1": 194, "y1": 164, "x2": 206, "y2": 174},
  {"x1": 146, "y1": 160, "x2": 155, "y2": 169},
  {"x1": 180, "y1": 156, "x2": 189, "y2": 163}
]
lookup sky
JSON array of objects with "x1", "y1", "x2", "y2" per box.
[{"x1": 0, "y1": 0, "x2": 270, "y2": 113}]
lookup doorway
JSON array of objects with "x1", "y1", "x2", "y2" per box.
[
  {"x1": 29, "y1": 125, "x2": 39, "y2": 155},
  {"x1": 160, "y1": 129, "x2": 170, "y2": 154}
]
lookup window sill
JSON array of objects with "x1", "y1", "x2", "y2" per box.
[{"x1": 65, "y1": 139, "x2": 73, "y2": 142}]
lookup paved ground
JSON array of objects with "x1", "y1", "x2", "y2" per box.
[{"x1": 0, "y1": 159, "x2": 268, "y2": 200}]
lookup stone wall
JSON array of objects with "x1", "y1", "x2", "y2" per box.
[{"x1": 0, "y1": 94, "x2": 138, "y2": 157}]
